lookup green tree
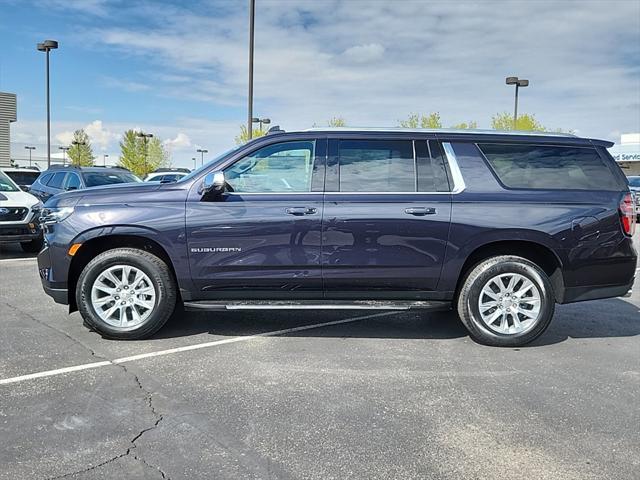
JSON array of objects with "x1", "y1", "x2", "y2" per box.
[
  {"x1": 451, "y1": 121, "x2": 478, "y2": 130},
  {"x1": 118, "y1": 130, "x2": 169, "y2": 177},
  {"x1": 67, "y1": 129, "x2": 95, "y2": 166},
  {"x1": 491, "y1": 112, "x2": 546, "y2": 132},
  {"x1": 235, "y1": 125, "x2": 267, "y2": 145},
  {"x1": 327, "y1": 117, "x2": 347, "y2": 127},
  {"x1": 398, "y1": 112, "x2": 442, "y2": 129}
]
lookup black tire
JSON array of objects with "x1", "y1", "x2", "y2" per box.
[
  {"x1": 20, "y1": 236, "x2": 44, "y2": 253},
  {"x1": 76, "y1": 248, "x2": 177, "y2": 340},
  {"x1": 456, "y1": 255, "x2": 555, "y2": 347}
]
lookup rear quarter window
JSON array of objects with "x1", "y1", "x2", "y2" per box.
[
  {"x1": 37, "y1": 173, "x2": 53, "y2": 186},
  {"x1": 48, "y1": 172, "x2": 67, "y2": 189},
  {"x1": 478, "y1": 143, "x2": 622, "y2": 191}
]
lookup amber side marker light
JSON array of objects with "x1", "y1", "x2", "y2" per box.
[{"x1": 68, "y1": 244, "x2": 82, "y2": 256}]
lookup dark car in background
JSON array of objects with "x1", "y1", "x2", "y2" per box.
[
  {"x1": 2, "y1": 167, "x2": 41, "y2": 191},
  {"x1": 29, "y1": 165, "x2": 141, "y2": 202},
  {"x1": 37, "y1": 128, "x2": 637, "y2": 347}
]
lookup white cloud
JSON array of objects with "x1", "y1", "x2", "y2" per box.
[
  {"x1": 54, "y1": 130, "x2": 74, "y2": 146},
  {"x1": 163, "y1": 132, "x2": 192, "y2": 149},
  {"x1": 342, "y1": 43, "x2": 385, "y2": 63},
  {"x1": 84, "y1": 120, "x2": 119, "y2": 150},
  {"x1": 54, "y1": 120, "x2": 119, "y2": 151}
]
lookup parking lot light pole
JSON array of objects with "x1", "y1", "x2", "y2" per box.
[
  {"x1": 24, "y1": 146, "x2": 36, "y2": 167},
  {"x1": 196, "y1": 148, "x2": 208, "y2": 167},
  {"x1": 70, "y1": 140, "x2": 86, "y2": 166},
  {"x1": 37, "y1": 40, "x2": 59, "y2": 169},
  {"x1": 252, "y1": 117, "x2": 270, "y2": 133},
  {"x1": 136, "y1": 132, "x2": 153, "y2": 174},
  {"x1": 58, "y1": 146, "x2": 69, "y2": 166},
  {"x1": 192, "y1": 157, "x2": 196, "y2": 170},
  {"x1": 247, "y1": 0, "x2": 255, "y2": 140},
  {"x1": 505, "y1": 76, "x2": 529, "y2": 128},
  {"x1": 103, "y1": 154, "x2": 109, "y2": 167}
]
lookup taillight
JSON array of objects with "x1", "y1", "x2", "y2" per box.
[{"x1": 619, "y1": 192, "x2": 636, "y2": 236}]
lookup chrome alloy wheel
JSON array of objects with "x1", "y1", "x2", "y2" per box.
[
  {"x1": 477, "y1": 273, "x2": 541, "y2": 335},
  {"x1": 90, "y1": 265, "x2": 157, "y2": 328}
]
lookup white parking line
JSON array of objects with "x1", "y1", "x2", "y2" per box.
[
  {"x1": 0, "y1": 257, "x2": 37, "y2": 263},
  {"x1": 0, "y1": 311, "x2": 397, "y2": 386}
]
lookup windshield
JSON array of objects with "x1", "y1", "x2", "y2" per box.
[
  {"x1": 628, "y1": 177, "x2": 640, "y2": 188},
  {"x1": 0, "y1": 171, "x2": 19, "y2": 192},
  {"x1": 83, "y1": 171, "x2": 142, "y2": 187},
  {"x1": 5, "y1": 171, "x2": 39, "y2": 186},
  {"x1": 177, "y1": 145, "x2": 244, "y2": 184}
]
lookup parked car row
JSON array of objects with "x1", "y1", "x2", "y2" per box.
[{"x1": 0, "y1": 170, "x2": 43, "y2": 252}]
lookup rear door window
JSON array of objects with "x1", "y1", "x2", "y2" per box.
[
  {"x1": 478, "y1": 144, "x2": 621, "y2": 190},
  {"x1": 63, "y1": 173, "x2": 82, "y2": 190},
  {"x1": 338, "y1": 140, "x2": 415, "y2": 192},
  {"x1": 48, "y1": 172, "x2": 67, "y2": 189}
]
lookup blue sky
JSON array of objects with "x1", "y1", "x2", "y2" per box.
[{"x1": 1, "y1": 0, "x2": 639, "y2": 169}]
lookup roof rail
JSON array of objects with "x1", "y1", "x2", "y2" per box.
[
  {"x1": 49, "y1": 164, "x2": 80, "y2": 170},
  {"x1": 301, "y1": 127, "x2": 577, "y2": 138}
]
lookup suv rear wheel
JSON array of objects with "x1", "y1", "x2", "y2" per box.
[
  {"x1": 76, "y1": 248, "x2": 177, "y2": 339},
  {"x1": 456, "y1": 255, "x2": 555, "y2": 347}
]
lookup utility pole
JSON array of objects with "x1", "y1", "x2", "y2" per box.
[
  {"x1": 247, "y1": 0, "x2": 255, "y2": 140},
  {"x1": 59, "y1": 146, "x2": 69, "y2": 166},
  {"x1": 136, "y1": 132, "x2": 154, "y2": 174},
  {"x1": 37, "y1": 40, "x2": 59, "y2": 169},
  {"x1": 24, "y1": 146, "x2": 36, "y2": 167},
  {"x1": 196, "y1": 148, "x2": 208, "y2": 167},
  {"x1": 505, "y1": 76, "x2": 529, "y2": 128}
]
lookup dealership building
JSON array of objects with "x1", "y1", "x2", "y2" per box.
[
  {"x1": 0, "y1": 92, "x2": 17, "y2": 168},
  {"x1": 608, "y1": 133, "x2": 640, "y2": 176}
]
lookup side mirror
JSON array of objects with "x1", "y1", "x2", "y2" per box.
[{"x1": 199, "y1": 170, "x2": 226, "y2": 195}]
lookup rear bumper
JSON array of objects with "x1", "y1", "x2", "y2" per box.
[{"x1": 561, "y1": 277, "x2": 635, "y2": 304}]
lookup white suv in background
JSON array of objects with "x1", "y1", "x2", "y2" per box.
[{"x1": 0, "y1": 170, "x2": 43, "y2": 253}]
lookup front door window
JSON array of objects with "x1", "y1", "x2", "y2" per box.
[{"x1": 224, "y1": 141, "x2": 315, "y2": 193}]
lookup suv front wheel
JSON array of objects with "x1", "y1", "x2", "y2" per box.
[
  {"x1": 457, "y1": 255, "x2": 555, "y2": 347},
  {"x1": 76, "y1": 248, "x2": 177, "y2": 339}
]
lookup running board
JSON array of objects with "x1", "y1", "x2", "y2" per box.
[{"x1": 183, "y1": 300, "x2": 451, "y2": 312}]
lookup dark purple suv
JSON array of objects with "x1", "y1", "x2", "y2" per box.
[{"x1": 37, "y1": 128, "x2": 637, "y2": 346}]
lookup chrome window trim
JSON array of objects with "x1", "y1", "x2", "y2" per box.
[
  {"x1": 224, "y1": 191, "x2": 452, "y2": 196},
  {"x1": 442, "y1": 142, "x2": 466, "y2": 194}
]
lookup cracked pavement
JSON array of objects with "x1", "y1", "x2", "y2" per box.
[{"x1": 1, "y1": 237, "x2": 639, "y2": 480}]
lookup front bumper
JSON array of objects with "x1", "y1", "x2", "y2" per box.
[
  {"x1": 0, "y1": 222, "x2": 42, "y2": 244},
  {"x1": 37, "y1": 245, "x2": 69, "y2": 305}
]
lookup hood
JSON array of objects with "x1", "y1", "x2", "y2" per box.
[
  {"x1": 0, "y1": 189, "x2": 40, "y2": 208},
  {"x1": 44, "y1": 181, "x2": 187, "y2": 208}
]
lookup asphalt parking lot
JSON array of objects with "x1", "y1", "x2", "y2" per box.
[{"x1": 1, "y1": 237, "x2": 639, "y2": 480}]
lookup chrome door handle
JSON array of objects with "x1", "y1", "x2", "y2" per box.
[
  {"x1": 285, "y1": 207, "x2": 317, "y2": 216},
  {"x1": 405, "y1": 207, "x2": 436, "y2": 216}
]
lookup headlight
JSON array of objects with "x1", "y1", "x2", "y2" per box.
[{"x1": 40, "y1": 206, "x2": 75, "y2": 225}]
